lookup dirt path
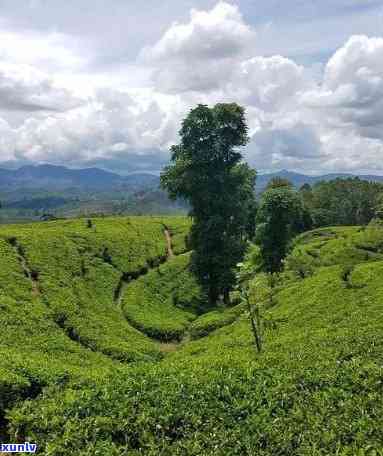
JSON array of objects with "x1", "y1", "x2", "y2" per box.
[{"x1": 164, "y1": 227, "x2": 174, "y2": 258}]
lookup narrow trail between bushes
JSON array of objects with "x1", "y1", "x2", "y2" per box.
[
  {"x1": 114, "y1": 226, "x2": 175, "y2": 308},
  {"x1": 9, "y1": 238, "x2": 40, "y2": 297},
  {"x1": 114, "y1": 277, "x2": 129, "y2": 307},
  {"x1": 164, "y1": 227, "x2": 174, "y2": 258}
]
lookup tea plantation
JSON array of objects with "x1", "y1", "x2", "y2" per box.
[{"x1": 1, "y1": 217, "x2": 383, "y2": 455}]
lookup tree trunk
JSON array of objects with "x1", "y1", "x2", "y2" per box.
[
  {"x1": 208, "y1": 287, "x2": 219, "y2": 307},
  {"x1": 244, "y1": 290, "x2": 262, "y2": 353},
  {"x1": 223, "y1": 289, "x2": 230, "y2": 306}
]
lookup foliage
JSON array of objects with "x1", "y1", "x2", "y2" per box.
[
  {"x1": 284, "y1": 247, "x2": 315, "y2": 279},
  {"x1": 161, "y1": 216, "x2": 192, "y2": 254},
  {"x1": 189, "y1": 303, "x2": 245, "y2": 339},
  {"x1": 304, "y1": 177, "x2": 383, "y2": 227},
  {"x1": 287, "y1": 225, "x2": 383, "y2": 271},
  {"x1": 255, "y1": 186, "x2": 309, "y2": 272},
  {"x1": 374, "y1": 192, "x2": 383, "y2": 220},
  {"x1": 161, "y1": 103, "x2": 256, "y2": 305},
  {"x1": 266, "y1": 176, "x2": 294, "y2": 190}
]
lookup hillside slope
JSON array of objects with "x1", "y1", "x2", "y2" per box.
[
  {"x1": 2, "y1": 221, "x2": 383, "y2": 454},
  {"x1": 0, "y1": 216, "x2": 192, "y2": 434}
]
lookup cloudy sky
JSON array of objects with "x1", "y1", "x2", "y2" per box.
[{"x1": 0, "y1": 0, "x2": 383, "y2": 175}]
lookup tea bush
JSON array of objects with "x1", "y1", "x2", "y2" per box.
[{"x1": 189, "y1": 303, "x2": 245, "y2": 339}]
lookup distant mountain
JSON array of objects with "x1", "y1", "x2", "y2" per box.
[
  {"x1": 0, "y1": 164, "x2": 160, "y2": 192},
  {"x1": 256, "y1": 170, "x2": 383, "y2": 193},
  {"x1": 1, "y1": 164, "x2": 383, "y2": 195}
]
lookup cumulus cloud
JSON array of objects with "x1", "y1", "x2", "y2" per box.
[
  {"x1": 247, "y1": 123, "x2": 322, "y2": 168},
  {"x1": 232, "y1": 55, "x2": 313, "y2": 110},
  {"x1": 2, "y1": 88, "x2": 176, "y2": 168},
  {"x1": 141, "y1": 2, "x2": 255, "y2": 93},
  {"x1": 302, "y1": 35, "x2": 383, "y2": 140},
  {"x1": 0, "y1": 62, "x2": 82, "y2": 112}
]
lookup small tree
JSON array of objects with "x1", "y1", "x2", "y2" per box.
[
  {"x1": 236, "y1": 260, "x2": 263, "y2": 353},
  {"x1": 236, "y1": 250, "x2": 279, "y2": 353},
  {"x1": 255, "y1": 186, "x2": 306, "y2": 273}
]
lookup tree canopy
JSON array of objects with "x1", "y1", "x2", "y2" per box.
[{"x1": 301, "y1": 178, "x2": 383, "y2": 227}]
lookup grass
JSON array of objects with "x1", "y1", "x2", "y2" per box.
[{"x1": 3, "y1": 221, "x2": 383, "y2": 455}]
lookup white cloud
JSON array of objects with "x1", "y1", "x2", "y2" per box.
[
  {"x1": 232, "y1": 55, "x2": 313, "y2": 110},
  {"x1": 0, "y1": 62, "x2": 82, "y2": 112},
  {"x1": 302, "y1": 35, "x2": 383, "y2": 140},
  {"x1": 0, "y1": 30, "x2": 86, "y2": 71},
  {"x1": 246, "y1": 122, "x2": 323, "y2": 170},
  {"x1": 5, "y1": 88, "x2": 175, "y2": 166},
  {"x1": 141, "y1": 2, "x2": 255, "y2": 93},
  {"x1": 144, "y1": 2, "x2": 253, "y2": 61}
]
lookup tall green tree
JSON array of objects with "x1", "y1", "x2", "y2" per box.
[
  {"x1": 161, "y1": 103, "x2": 256, "y2": 305},
  {"x1": 255, "y1": 186, "x2": 307, "y2": 273}
]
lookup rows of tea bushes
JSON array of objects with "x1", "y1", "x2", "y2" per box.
[
  {"x1": 288, "y1": 224, "x2": 383, "y2": 270},
  {"x1": 8, "y1": 225, "x2": 383, "y2": 454},
  {"x1": 0, "y1": 216, "x2": 192, "y2": 427},
  {"x1": 122, "y1": 253, "x2": 204, "y2": 341},
  {"x1": 0, "y1": 236, "x2": 122, "y2": 434},
  {"x1": 188, "y1": 302, "x2": 245, "y2": 339}
]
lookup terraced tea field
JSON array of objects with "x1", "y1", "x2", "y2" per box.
[{"x1": 1, "y1": 218, "x2": 383, "y2": 455}]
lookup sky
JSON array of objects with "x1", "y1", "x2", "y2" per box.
[{"x1": 0, "y1": 0, "x2": 382, "y2": 175}]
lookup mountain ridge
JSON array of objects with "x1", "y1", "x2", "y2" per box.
[
  {"x1": 1, "y1": 164, "x2": 383, "y2": 193},
  {"x1": 0, "y1": 164, "x2": 160, "y2": 192}
]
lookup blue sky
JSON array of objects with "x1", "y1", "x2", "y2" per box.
[{"x1": 0, "y1": 0, "x2": 382, "y2": 174}]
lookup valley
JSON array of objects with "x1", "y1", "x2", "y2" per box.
[{"x1": 0, "y1": 216, "x2": 382, "y2": 454}]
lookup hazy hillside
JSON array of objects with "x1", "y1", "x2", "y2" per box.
[
  {"x1": 256, "y1": 169, "x2": 383, "y2": 192},
  {"x1": 2, "y1": 164, "x2": 383, "y2": 194},
  {"x1": 0, "y1": 165, "x2": 183, "y2": 221},
  {"x1": 1, "y1": 216, "x2": 383, "y2": 454},
  {"x1": 2, "y1": 165, "x2": 383, "y2": 222},
  {"x1": 0, "y1": 164, "x2": 160, "y2": 191}
]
